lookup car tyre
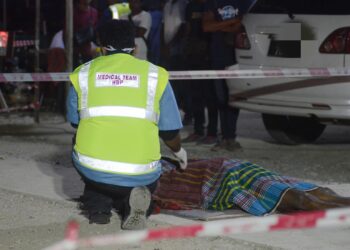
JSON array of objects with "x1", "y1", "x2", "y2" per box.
[{"x1": 262, "y1": 114, "x2": 326, "y2": 145}]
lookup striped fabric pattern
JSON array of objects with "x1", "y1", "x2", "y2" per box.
[{"x1": 154, "y1": 158, "x2": 317, "y2": 216}]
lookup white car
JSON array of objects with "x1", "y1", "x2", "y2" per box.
[{"x1": 227, "y1": 0, "x2": 350, "y2": 144}]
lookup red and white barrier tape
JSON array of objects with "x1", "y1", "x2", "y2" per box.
[
  {"x1": 1, "y1": 67, "x2": 350, "y2": 83},
  {"x1": 43, "y1": 221, "x2": 79, "y2": 250},
  {"x1": 0, "y1": 73, "x2": 69, "y2": 83},
  {"x1": 43, "y1": 207, "x2": 350, "y2": 250}
]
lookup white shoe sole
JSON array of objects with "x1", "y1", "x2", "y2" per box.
[{"x1": 121, "y1": 186, "x2": 151, "y2": 230}]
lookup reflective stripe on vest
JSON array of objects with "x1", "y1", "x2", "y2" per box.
[
  {"x1": 79, "y1": 62, "x2": 91, "y2": 110},
  {"x1": 109, "y1": 5, "x2": 119, "y2": 19},
  {"x1": 77, "y1": 152, "x2": 159, "y2": 174},
  {"x1": 78, "y1": 63, "x2": 159, "y2": 123},
  {"x1": 80, "y1": 106, "x2": 159, "y2": 122},
  {"x1": 109, "y1": 3, "x2": 130, "y2": 20}
]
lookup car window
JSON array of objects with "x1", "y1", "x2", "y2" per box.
[{"x1": 251, "y1": 0, "x2": 350, "y2": 15}]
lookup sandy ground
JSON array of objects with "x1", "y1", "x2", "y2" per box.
[{"x1": 0, "y1": 111, "x2": 350, "y2": 250}]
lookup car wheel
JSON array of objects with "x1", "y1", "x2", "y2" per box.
[{"x1": 262, "y1": 114, "x2": 326, "y2": 145}]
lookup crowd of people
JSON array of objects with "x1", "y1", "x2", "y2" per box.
[{"x1": 59, "y1": 0, "x2": 247, "y2": 152}]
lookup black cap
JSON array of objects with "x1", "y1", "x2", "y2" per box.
[{"x1": 97, "y1": 19, "x2": 135, "y2": 50}]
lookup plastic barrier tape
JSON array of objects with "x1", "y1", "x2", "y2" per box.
[
  {"x1": 43, "y1": 207, "x2": 350, "y2": 250},
  {"x1": 1, "y1": 67, "x2": 350, "y2": 83}
]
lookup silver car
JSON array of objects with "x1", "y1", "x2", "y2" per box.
[{"x1": 227, "y1": 0, "x2": 350, "y2": 144}]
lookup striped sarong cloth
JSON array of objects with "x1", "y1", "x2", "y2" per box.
[{"x1": 153, "y1": 158, "x2": 317, "y2": 216}]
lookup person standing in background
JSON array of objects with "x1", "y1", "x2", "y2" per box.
[
  {"x1": 142, "y1": 0, "x2": 164, "y2": 64},
  {"x1": 47, "y1": 29, "x2": 67, "y2": 113},
  {"x1": 121, "y1": 0, "x2": 152, "y2": 60},
  {"x1": 202, "y1": 0, "x2": 243, "y2": 151},
  {"x1": 73, "y1": 0, "x2": 99, "y2": 66},
  {"x1": 161, "y1": 0, "x2": 193, "y2": 125},
  {"x1": 98, "y1": 0, "x2": 131, "y2": 26},
  {"x1": 182, "y1": 0, "x2": 219, "y2": 145}
]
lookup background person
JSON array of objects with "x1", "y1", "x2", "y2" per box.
[
  {"x1": 161, "y1": 0, "x2": 193, "y2": 125},
  {"x1": 73, "y1": 0, "x2": 99, "y2": 66},
  {"x1": 202, "y1": 0, "x2": 244, "y2": 152},
  {"x1": 46, "y1": 29, "x2": 67, "y2": 113},
  {"x1": 121, "y1": 0, "x2": 152, "y2": 60},
  {"x1": 67, "y1": 20, "x2": 187, "y2": 230},
  {"x1": 141, "y1": 0, "x2": 164, "y2": 64},
  {"x1": 98, "y1": 0, "x2": 131, "y2": 26},
  {"x1": 182, "y1": 0, "x2": 219, "y2": 145}
]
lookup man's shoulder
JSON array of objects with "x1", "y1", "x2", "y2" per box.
[
  {"x1": 140, "y1": 10, "x2": 151, "y2": 17},
  {"x1": 155, "y1": 64, "x2": 168, "y2": 77},
  {"x1": 134, "y1": 11, "x2": 152, "y2": 21}
]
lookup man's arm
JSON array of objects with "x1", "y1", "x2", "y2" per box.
[
  {"x1": 135, "y1": 26, "x2": 147, "y2": 38},
  {"x1": 130, "y1": 12, "x2": 152, "y2": 38},
  {"x1": 66, "y1": 85, "x2": 79, "y2": 127},
  {"x1": 139, "y1": 12, "x2": 152, "y2": 37},
  {"x1": 158, "y1": 83, "x2": 183, "y2": 145},
  {"x1": 158, "y1": 83, "x2": 187, "y2": 169},
  {"x1": 202, "y1": 10, "x2": 241, "y2": 33}
]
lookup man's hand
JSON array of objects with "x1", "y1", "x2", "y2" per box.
[
  {"x1": 172, "y1": 147, "x2": 188, "y2": 170},
  {"x1": 220, "y1": 18, "x2": 242, "y2": 33}
]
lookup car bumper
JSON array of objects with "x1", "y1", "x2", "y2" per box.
[{"x1": 230, "y1": 99, "x2": 350, "y2": 120}]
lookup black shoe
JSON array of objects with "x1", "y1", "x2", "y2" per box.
[
  {"x1": 121, "y1": 186, "x2": 151, "y2": 230},
  {"x1": 182, "y1": 133, "x2": 205, "y2": 143},
  {"x1": 88, "y1": 212, "x2": 111, "y2": 224}
]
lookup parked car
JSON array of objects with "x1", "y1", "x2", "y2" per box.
[{"x1": 227, "y1": 0, "x2": 350, "y2": 144}]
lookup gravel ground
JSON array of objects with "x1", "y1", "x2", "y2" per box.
[
  {"x1": 0, "y1": 111, "x2": 350, "y2": 250},
  {"x1": 0, "y1": 189, "x2": 272, "y2": 250}
]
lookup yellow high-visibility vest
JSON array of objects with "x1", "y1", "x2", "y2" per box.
[
  {"x1": 109, "y1": 3, "x2": 131, "y2": 19},
  {"x1": 70, "y1": 53, "x2": 168, "y2": 175}
]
